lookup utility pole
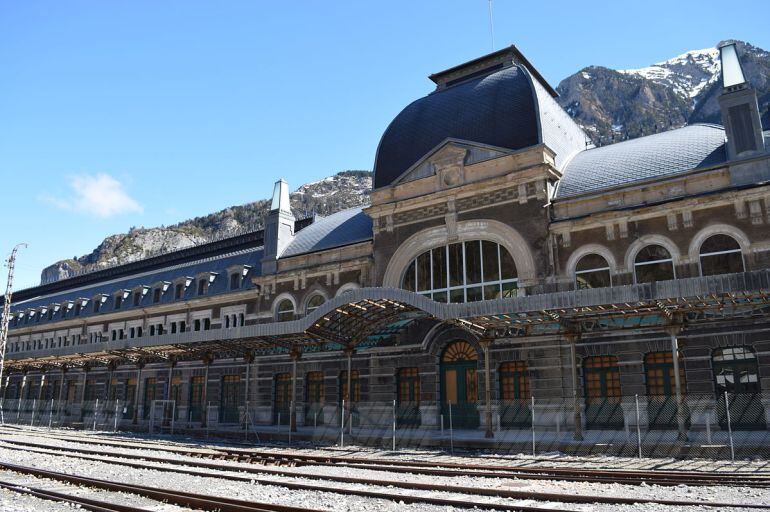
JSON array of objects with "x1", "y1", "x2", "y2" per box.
[{"x1": 0, "y1": 243, "x2": 27, "y2": 424}]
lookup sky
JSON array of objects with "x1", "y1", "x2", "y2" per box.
[{"x1": 1, "y1": 0, "x2": 768, "y2": 290}]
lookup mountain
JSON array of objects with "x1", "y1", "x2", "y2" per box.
[
  {"x1": 40, "y1": 41, "x2": 770, "y2": 283},
  {"x1": 40, "y1": 171, "x2": 372, "y2": 284},
  {"x1": 556, "y1": 40, "x2": 770, "y2": 146}
]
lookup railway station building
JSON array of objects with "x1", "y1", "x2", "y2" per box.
[{"x1": 3, "y1": 43, "x2": 770, "y2": 445}]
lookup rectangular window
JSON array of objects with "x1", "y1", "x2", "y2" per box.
[
  {"x1": 132, "y1": 291, "x2": 141, "y2": 306},
  {"x1": 114, "y1": 295, "x2": 123, "y2": 309},
  {"x1": 153, "y1": 288, "x2": 161, "y2": 303},
  {"x1": 432, "y1": 247, "x2": 447, "y2": 289},
  {"x1": 230, "y1": 273, "x2": 241, "y2": 290},
  {"x1": 464, "y1": 241, "x2": 482, "y2": 285},
  {"x1": 448, "y1": 243, "x2": 463, "y2": 287},
  {"x1": 197, "y1": 279, "x2": 208, "y2": 295},
  {"x1": 175, "y1": 283, "x2": 184, "y2": 299}
]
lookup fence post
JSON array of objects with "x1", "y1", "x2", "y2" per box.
[
  {"x1": 392, "y1": 399, "x2": 396, "y2": 451},
  {"x1": 724, "y1": 391, "x2": 735, "y2": 461},
  {"x1": 448, "y1": 401, "x2": 454, "y2": 455},
  {"x1": 340, "y1": 399, "x2": 345, "y2": 448},
  {"x1": 531, "y1": 396, "x2": 536, "y2": 457},
  {"x1": 93, "y1": 399, "x2": 99, "y2": 430},
  {"x1": 288, "y1": 401, "x2": 293, "y2": 446},
  {"x1": 635, "y1": 394, "x2": 642, "y2": 459}
]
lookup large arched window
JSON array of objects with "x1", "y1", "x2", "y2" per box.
[
  {"x1": 401, "y1": 241, "x2": 517, "y2": 303},
  {"x1": 305, "y1": 294, "x2": 326, "y2": 315},
  {"x1": 634, "y1": 245, "x2": 675, "y2": 284},
  {"x1": 276, "y1": 299, "x2": 295, "y2": 322},
  {"x1": 575, "y1": 254, "x2": 611, "y2": 289},
  {"x1": 699, "y1": 235, "x2": 744, "y2": 276}
]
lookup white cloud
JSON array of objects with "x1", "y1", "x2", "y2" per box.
[{"x1": 39, "y1": 173, "x2": 143, "y2": 218}]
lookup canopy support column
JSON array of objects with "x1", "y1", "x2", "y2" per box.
[
  {"x1": 133, "y1": 362, "x2": 143, "y2": 425},
  {"x1": 290, "y1": 346, "x2": 301, "y2": 433},
  {"x1": 200, "y1": 355, "x2": 211, "y2": 428},
  {"x1": 666, "y1": 324, "x2": 687, "y2": 440},
  {"x1": 568, "y1": 333, "x2": 583, "y2": 441},
  {"x1": 481, "y1": 338, "x2": 494, "y2": 439}
]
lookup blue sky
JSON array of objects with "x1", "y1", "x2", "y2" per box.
[{"x1": 1, "y1": 0, "x2": 768, "y2": 289}]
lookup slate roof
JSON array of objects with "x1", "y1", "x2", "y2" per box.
[
  {"x1": 556, "y1": 124, "x2": 728, "y2": 199},
  {"x1": 373, "y1": 63, "x2": 587, "y2": 190},
  {"x1": 281, "y1": 207, "x2": 373, "y2": 258},
  {"x1": 10, "y1": 247, "x2": 262, "y2": 320},
  {"x1": 373, "y1": 65, "x2": 539, "y2": 189}
]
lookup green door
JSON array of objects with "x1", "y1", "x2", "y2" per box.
[{"x1": 440, "y1": 341, "x2": 480, "y2": 430}]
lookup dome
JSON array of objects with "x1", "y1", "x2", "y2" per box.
[{"x1": 373, "y1": 64, "x2": 540, "y2": 189}]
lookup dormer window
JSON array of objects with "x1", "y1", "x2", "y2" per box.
[
  {"x1": 132, "y1": 290, "x2": 142, "y2": 306},
  {"x1": 114, "y1": 295, "x2": 123, "y2": 309},
  {"x1": 197, "y1": 279, "x2": 209, "y2": 295},
  {"x1": 153, "y1": 288, "x2": 162, "y2": 303},
  {"x1": 230, "y1": 272, "x2": 241, "y2": 290}
]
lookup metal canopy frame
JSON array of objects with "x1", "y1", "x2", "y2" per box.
[{"x1": 5, "y1": 271, "x2": 770, "y2": 372}]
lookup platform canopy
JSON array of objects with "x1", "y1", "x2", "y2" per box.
[{"x1": 6, "y1": 271, "x2": 770, "y2": 370}]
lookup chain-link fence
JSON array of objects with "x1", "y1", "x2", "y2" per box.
[{"x1": 2, "y1": 393, "x2": 769, "y2": 460}]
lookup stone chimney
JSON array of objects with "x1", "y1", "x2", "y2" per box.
[
  {"x1": 718, "y1": 42, "x2": 765, "y2": 160},
  {"x1": 262, "y1": 179, "x2": 294, "y2": 274}
]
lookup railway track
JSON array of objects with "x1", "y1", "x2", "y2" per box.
[
  {"x1": 4, "y1": 426, "x2": 768, "y2": 488},
  {"x1": 0, "y1": 461, "x2": 326, "y2": 512},
  {"x1": 0, "y1": 478, "x2": 149, "y2": 512},
  {"x1": 1, "y1": 437, "x2": 769, "y2": 510}
]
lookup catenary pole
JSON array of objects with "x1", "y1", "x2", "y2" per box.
[{"x1": 0, "y1": 243, "x2": 28, "y2": 424}]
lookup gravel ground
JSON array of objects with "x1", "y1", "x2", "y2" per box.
[
  {"x1": 0, "y1": 469, "x2": 190, "y2": 511},
  {"x1": 10, "y1": 425, "x2": 767, "y2": 474},
  {"x1": 0, "y1": 431, "x2": 768, "y2": 511},
  {"x1": 0, "y1": 486, "x2": 75, "y2": 512}
]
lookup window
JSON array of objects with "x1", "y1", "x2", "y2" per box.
[
  {"x1": 114, "y1": 295, "x2": 123, "y2": 309},
  {"x1": 175, "y1": 283, "x2": 184, "y2": 300},
  {"x1": 197, "y1": 279, "x2": 209, "y2": 295},
  {"x1": 306, "y1": 295, "x2": 325, "y2": 315},
  {"x1": 153, "y1": 288, "x2": 162, "y2": 303},
  {"x1": 634, "y1": 245, "x2": 675, "y2": 284},
  {"x1": 340, "y1": 370, "x2": 360, "y2": 403},
  {"x1": 499, "y1": 361, "x2": 529, "y2": 400},
  {"x1": 575, "y1": 254, "x2": 611, "y2": 289},
  {"x1": 132, "y1": 291, "x2": 141, "y2": 306},
  {"x1": 276, "y1": 299, "x2": 294, "y2": 322},
  {"x1": 584, "y1": 355, "x2": 623, "y2": 428},
  {"x1": 93, "y1": 300, "x2": 100, "y2": 313},
  {"x1": 712, "y1": 347, "x2": 766, "y2": 429},
  {"x1": 149, "y1": 325, "x2": 155, "y2": 336},
  {"x1": 204, "y1": 318, "x2": 210, "y2": 330},
  {"x1": 700, "y1": 235, "x2": 744, "y2": 276},
  {"x1": 229, "y1": 273, "x2": 241, "y2": 290},
  {"x1": 194, "y1": 319, "x2": 201, "y2": 331},
  {"x1": 171, "y1": 323, "x2": 177, "y2": 334},
  {"x1": 401, "y1": 241, "x2": 518, "y2": 303}
]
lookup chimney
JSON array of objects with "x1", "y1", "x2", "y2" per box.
[
  {"x1": 262, "y1": 179, "x2": 294, "y2": 274},
  {"x1": 718, "y1": 42, "x2": 765, "y2": 159}
]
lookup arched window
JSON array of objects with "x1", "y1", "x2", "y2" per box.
[
  {"x1": 276, "y1": 299, "x2": 294, "y2": 322},
  {"x1": 699, "y1": 235, "x2": 744, "y2": 276},
  {"x1": 575, "y1": 254, "x2": 611, "y2": 289},
  {"x1": 634, "y1": 245, "x2": 675, "y2": 284},
  {"x1": 401, "y1": 241, "x2": 517, "y2": 303},
  {"x1": 306, "y1": 295, "x2": 325, "y2": 315},
  {"x1": 442, "y1": 340, "x2": 479, "y2": 362}
]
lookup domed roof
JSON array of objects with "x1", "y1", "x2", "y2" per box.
[{"x1": 373, "y1": 64, "x2": 540, "y2": 189}]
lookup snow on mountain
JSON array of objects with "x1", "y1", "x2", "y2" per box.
[{"x1": 619, "y1": 47, "x2": 720, "y2": 101}]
